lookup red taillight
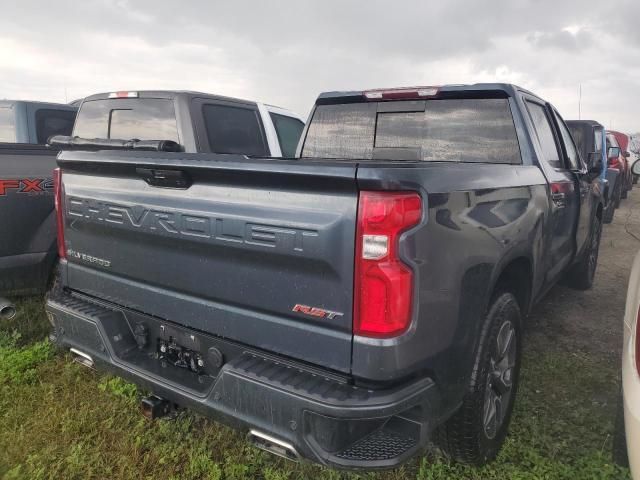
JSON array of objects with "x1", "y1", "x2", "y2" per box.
[
  {"x1": 354, "y1": 191, "x2": 422, "y2": 338},
  {"x1": 363, "y1": 86, "x2": 439, "y2": 101},
  {"x1": 609, "y1": 157, "x2": 621, "y2": 170},
  {"x1": 53, "y1": 168, "x2": 66, "y2": 259}
]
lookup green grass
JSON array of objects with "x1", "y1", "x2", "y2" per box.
[{"x1": 0, "y1": 297, "x2": 632, "y2": 479}]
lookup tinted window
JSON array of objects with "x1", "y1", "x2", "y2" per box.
[
  {"x1": 302, "y1": 103, "x2": 377, "y2": 159},
  {"x1": 553, "y1": 112, "x2": 580, "y2": 170},
  {"x1": 567, "y1": 125, "x2": 585, "y2": 155},
  {"x1": 74, "y1": 99, "x2": 179, "y2": 142},
  {"x1": 270, "y1": 113, "x2": 304, "y2": 157},
  {"x1": 0, "y1": 107, "x2": 15, "y2": 143},
  {"x1": 526, "y1": 102, "x2": 561, "y2": 169},
  {"x1": 35, "y1": 109, "x2": 76, "y2": 144},
  {"x1": 202, "y1": 104, "x2": 267, "y2": 156},
  {"x1": 594, "y1": 130, "x2": 603, "y2": 154},
  {"x1": 375, "y1": 99, "x2": 520, "y2": 163},
  {"x1": 302, "y1": 99, "x2": 520, "y2": 163}
]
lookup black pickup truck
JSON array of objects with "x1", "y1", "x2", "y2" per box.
[
  {"x1": 0, "y1": 100, "x2": 76, "y2": 298},
  {"x1": 567, "y1": 120, "x2": 620, "y2": 223},
  {"x1": 46, "y1": 84, "x2": 604, "y2": 470}
]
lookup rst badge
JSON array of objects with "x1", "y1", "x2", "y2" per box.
[{"x1": 292, "y1": 304, "x2": 344, "y2": 320}]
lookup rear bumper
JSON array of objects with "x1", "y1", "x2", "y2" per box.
[{"x1": 46, "y1": 288, "x2": 444, "y2": 469}]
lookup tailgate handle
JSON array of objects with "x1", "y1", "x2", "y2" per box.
[{"x1": 136, "y1": 168, "x2": 192, "y2": 189}]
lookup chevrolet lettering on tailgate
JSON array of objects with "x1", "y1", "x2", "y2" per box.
[{"x1": 67, "y1": 197, "x2": 319, "y2": 253}]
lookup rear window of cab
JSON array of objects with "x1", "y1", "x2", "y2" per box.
[
  {"x1": 73, "y1": 98, "x2": 179, "y2": 142},
  {"x1": 301, "y1": 98, "x2": 521, "y2": 164}
]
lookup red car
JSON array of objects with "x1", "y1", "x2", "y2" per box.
[{"x1": 608, "y1": 130, "x2": 634, "y2": 198}]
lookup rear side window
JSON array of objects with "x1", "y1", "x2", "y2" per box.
[
  {"x1": 74, "y1": 99, "x2": 179, "y2": 142},
  {"x1": 202, "y1": 104, "x2": 267, "y2": 156},
  {"x1": 567, "y1": 125, "x2": 584, "y2": 155},
  {"x1": 526, "y1": 102, "x2": 562, "y2": 169},
  {"x1": 35, "y1": 109, "x2": 76, "y2": 144},
  {"x1": 302, "y1": 99, "x2": 520, "y2": 164},
  {"x1": 269, "y1": 113, "x2": 304, "y2": 157},
  {"x1": 594, "y1": 130, "x2": 603, "y2": 154},
  {"x1": 0, "y1": 107, "x2": 15, "y2": 143},
  {"x1": 552, "y1": 111, "x2": 580, "y2": 170}
]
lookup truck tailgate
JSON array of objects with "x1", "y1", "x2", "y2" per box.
[{"x1": 59, "y1": 152, "x2": 358, "y2": 373}]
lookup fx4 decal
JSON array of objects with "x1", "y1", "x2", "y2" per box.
[{"x1": 0, "y1": 178, "x2": 53, "y2": 196}]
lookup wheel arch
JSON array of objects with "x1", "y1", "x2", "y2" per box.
[{"x1": 490, "y1": 255, "x2": 533, "y2": 316}]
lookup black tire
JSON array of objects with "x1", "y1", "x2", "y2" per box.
[
  {"x1": 436, "y1": 291, "x2": 522, "y2": 465},
  {"x1": 614, "y1": 182, "x2": 622, "y2": 209},
  {"x1": 565, "y1": 216, "x2": 602, "y2": 290},
  {"x1": 603, "y1": 202, "x2": 615, "y2": 224},
  {"x1": 613, "y1": 391, "x2": 629, "y2": 467},
  {"x1": 621, "y1": 188, "x2": 628, "y2": 199},
  {"x1": 634, "y1": 175, "x2": 639, "y2": 185}
]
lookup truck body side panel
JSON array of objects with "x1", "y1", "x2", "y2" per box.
[
  {"x1": 0, "y1": 145, "x2": 58, "y2": 294},
  {"x1": 353, "y1": 163, "x2": 548, "y2": 397}
]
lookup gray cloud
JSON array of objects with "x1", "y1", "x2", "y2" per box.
[
  {"x1": 0, "y1": 0, "x2": 638, "y2": 132},
  {"x1": 528, "y1": 29, "x2": 594, "y2": 51}
]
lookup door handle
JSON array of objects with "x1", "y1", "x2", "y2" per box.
[{"x1": 136, "y1": 168, "x2": 192, "y2": 189}]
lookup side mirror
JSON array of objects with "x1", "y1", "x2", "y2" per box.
[
  {"x1": 608, "y1": 146, "x2": 621, "y2": 160},
  {"x1": 632, "y1": 159, "x2": 640, "y2": 176},
  {"x1": 623, "y1": 151, "x2": 631, "y2": 158}
]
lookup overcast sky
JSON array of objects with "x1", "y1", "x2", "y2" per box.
[{"x1": 1, "y1": 0, "x2": 638, "y2": 132}]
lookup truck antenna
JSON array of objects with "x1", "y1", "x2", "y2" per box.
[{"x1": 578, "y1": 83, "x2": 582, "y2": 120}]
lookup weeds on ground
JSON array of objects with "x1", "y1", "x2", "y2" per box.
[{"x1": 0, "y1": 298, "x2": 632, "y2": 479}]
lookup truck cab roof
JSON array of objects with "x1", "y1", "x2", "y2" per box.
[
  {"x1": 0, "y1": 99, "x2": 77, "y2": 111},
  {"x1": 315, "y1": 83, "x2": 542, "y2": 105},
  {"x1": 80, "y1": 90, "x2": 295, "y2": 115}
]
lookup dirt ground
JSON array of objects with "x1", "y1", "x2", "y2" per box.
[{"x1": 528, "y1": 188, "x2": 639, "y2": 364}]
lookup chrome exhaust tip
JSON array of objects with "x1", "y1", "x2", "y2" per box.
[
  {"x1": 0, "y1": 297, "x2": 16, "y2": 320},
  {"x1": 247, "y1": 430, "x2": 300, "y2": 462},
  {"x1": 70, "y1": 348, "x2": 94, "y2": 369}
]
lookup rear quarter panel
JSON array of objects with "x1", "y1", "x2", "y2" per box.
[
  {"x1": 354, "y1": 162, "x2": 548, "y2": 401},
  {"x1": 0, "y1": 145, "x2": 59, "y2": 293}
]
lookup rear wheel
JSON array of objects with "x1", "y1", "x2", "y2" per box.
[
  {"x1": 436, "y1": 292, "x2": 522, "y2": 465},
  {"x1": 603, "y1": 201, "x2": 615, "y2": 224},
  {"x1": 614, "y1": 182, "x2": 622, "y2": 208},
  {"x1": 565, "y1": 216, "x2": 602, "y2": 290}
]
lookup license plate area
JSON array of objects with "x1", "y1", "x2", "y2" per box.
[
  {"x1": 92, "y1": 301, "x2": 249, "y2": 396},
  {"x1": 158, "y1": 336, "x2": 205, "y2": 375},
  {"x1": 129, "y1": 319, "x2": 246, "y2": 380}
]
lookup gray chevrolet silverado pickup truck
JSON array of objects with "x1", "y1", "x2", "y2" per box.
[
  {"x1": 46, "y1": 84, "x2": 604, "y2": 469},
  {"x1": 0, "y1": 100, "x2": 76, "y2": 298}
]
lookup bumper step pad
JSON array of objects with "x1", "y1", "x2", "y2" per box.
[{"x1": 335, "y1": 428, "x2": 417, "y2": 462}]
